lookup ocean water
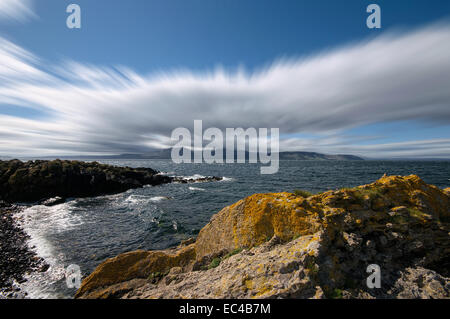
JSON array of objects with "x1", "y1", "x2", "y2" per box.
[{"x1": 14, "y1": 160, "x2": 450, "y2": 298}]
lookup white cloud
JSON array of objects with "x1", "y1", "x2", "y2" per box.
[
  {"x1": 0, "y1": 23, "x2": 450, "y2": 157},
  {"x1": 280, "y1": 136, "x2": 450, "y2": 159},
  {"x1": 0, "y1": 0, "x2": 36, "y2": 23}
]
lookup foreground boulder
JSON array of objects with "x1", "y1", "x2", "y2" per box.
[
  {"x1": 0, "y1": 159, "x2": 172, "y2": 203},
  {"x1": 75, "y1": 245, "x2": 196, "y2": 299},
  {"x1": 76, "y1": 175, "x2": 450, "y2": 299}
]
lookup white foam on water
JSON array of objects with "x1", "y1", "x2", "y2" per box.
[
  {"x1": 189, "y1": 186, "x2": 205, "y2": 191},
  {"x1": 157, "y1": 171, "x2": 175, "y2": 176},
  {"x1": 178, "y1": 174, "x2": 206, "y2": 180},
  {"x1": 221, "y1": 176, "x2": 234, "y2": 182},
  {"x1": 17, "y1": 256, "x2": 68, "y2": 299},
  {"x1": 124, "y1": 194, "x2": 150, "y2": 205},
  {"x1": 14, "y1": 203, "x2": 84, "y2": 299},
  {"x1": 149, "y1": 196, "x2": 170, "y2": 202},
  {"x1": 125, "y1": 194, "x2": 172, "y2": 205},
  {"x1": 18, "y1": 203, "x2": 84, "y2": 235}
]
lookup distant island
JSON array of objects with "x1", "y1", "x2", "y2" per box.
[
  {"x1": 278, "y1": 152, "x2": 363, "y2": 161},
  {"x1": 30, "y1": 150, "x2": 365, "y2": 161}
]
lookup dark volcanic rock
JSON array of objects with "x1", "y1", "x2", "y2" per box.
[
  {"x1": 0, "y1": 159, "x2": 173, "y2": 203},
  {"x1": 39, "y1": 196, "x2": 65, "y2": 207}
]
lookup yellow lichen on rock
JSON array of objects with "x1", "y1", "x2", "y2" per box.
[
  {"x1": 122, "y1": 233, "x2": 324, "y2": 299},
  {"x1": 76, "y1": 175, "x2": 450, "y2": 299},
  {"x1": 195, "y1": 192, "x2": 322, "y2": 258},
  {"x1": 75, "y1": 244, "x2": 195, "y2": 298},
  {"x1": 196, "y1": 174, "x2": 449, "y2": 259},
  {"x1": 444, "y1": 188, "x2": 450, "y2": 196}
]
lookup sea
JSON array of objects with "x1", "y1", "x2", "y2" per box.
[{"x1": 12, "y1": 159, "x2": 450, "y2": 298}]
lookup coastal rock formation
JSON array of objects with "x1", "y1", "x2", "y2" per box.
[
  {"x1": 76, "y1": 175, "x2": 450, "y2": 299},
  {"x1": 75, "y1": 244, "x2": 196, "y2": 299},
  {"x1": 0, "y1": 160, "x2": 172, "y2": 203},
  {"x1": 0, "y1": 160, "x2": 224, "y2": 203}
]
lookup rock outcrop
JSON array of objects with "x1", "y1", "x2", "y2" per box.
[
  {"x1": 75, "y1": 244, "x2": 196, "y2": 299},
  {"x1": 76, "y1": 175, "x2": 450, "y2": 299},
  {"x1": 0, "y1": 160, "x2": 224, "y2": 203},
  {"x1": 0, "y1": 159, "x2": 173, "y2": 203}
]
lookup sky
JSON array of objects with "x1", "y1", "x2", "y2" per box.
[{"x1": 0, "y1": 0, "x2": 450, "y2": 158}]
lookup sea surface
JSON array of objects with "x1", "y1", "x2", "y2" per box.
[{"x1": 14, "y1": 160, "x2": 450, "y2": 298}]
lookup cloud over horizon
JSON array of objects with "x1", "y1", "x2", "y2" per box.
[{"x1": 0, "y1": 23, "x2": 450, "y2": 158}]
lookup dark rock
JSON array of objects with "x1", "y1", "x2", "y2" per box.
[
  {"x1": 39, "y1": 263, "x2": 50, "y2": 273},
  {"x1": 0, "y1": 159, "x2": 225, "y2": 298},
  {"x1": 39, "y1": 197, "x2": 65, "y2": 206},
  {"x1": 0, "y1": 201, "x2": 11, "y2": 208},
  {"x1": 0, "y1": 159, "x2": 174, "y2": 203}
]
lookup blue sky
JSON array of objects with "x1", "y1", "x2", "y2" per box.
[
  {"x1": 4, "y1": 0, "x2": 450, "y2": 72},
  {"x1": 1, "y1": 0, "x2": 450, "y2": 158}
]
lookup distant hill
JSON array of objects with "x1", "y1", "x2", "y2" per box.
[
  {"x1": 136, "y1": 150, "x2": 364, "y2": 161},
  {"x1": 39, "y1": 149, "x2": 363, "y2": 161},
  {"x1": 278, "y1": 152, "x2": 363, "y2": 161}
]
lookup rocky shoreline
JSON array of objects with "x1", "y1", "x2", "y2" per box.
[
  {"x1": 0, "y1": 202, "x2": 48, "y2": 298},
  {"x1": 0, "y1": 159, "x2": 223, "y2": 204},
  {"x1": 0, "y1": 159, "x2": 174, "y2": 204},
  {"x1": 2, "y1": 165, "x2": 448, "y2": 299},
  {"x1": 75, "y1": 175, "x2": 450, "y2": 299},
  {"x1": 0, "y1": 159, "x2": 223, "y2": 298}
]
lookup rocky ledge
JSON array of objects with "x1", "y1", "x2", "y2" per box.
[
  {"x1": 75, "y1": 175, "x2": 450, "y2": 299},
  {"x1": 0, "y1": 160, "x2": 224, "y2": 299},
  {"x1": 0, "y1": 160, "x2": 222, "y2": 204}
]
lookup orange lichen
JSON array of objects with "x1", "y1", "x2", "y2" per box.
[
  {"x1": 76, "y1": 175, "x2": 450, "y2": 299},
  {"x1": 75, "y1": 244, "x2": 195, "y2": 298},
  {"x1": 195, "y1": 175, "x2": 449, "y2": 259}
]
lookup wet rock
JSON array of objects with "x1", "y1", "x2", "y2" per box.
[{"x1": 39, "y1": 196, "x2": 65, "y2": 206}]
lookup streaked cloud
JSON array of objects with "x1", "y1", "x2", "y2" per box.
[
  {"x1": 0, "y1": 23, "x2": 450, "y2": 157},
  {"x1": 0, "y1": 0, "x2": 36, "y2": 23},
  {"x1": 280, "y1": 136, "x2": 450, "y2": 159}
]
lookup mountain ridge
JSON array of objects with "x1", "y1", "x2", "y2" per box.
[{"x1": 28, "y1": 150, "x2": 364, "y2": 161}]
